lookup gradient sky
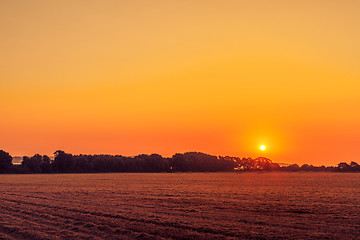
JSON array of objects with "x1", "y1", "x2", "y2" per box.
[{"x1": 1, "y1": 0, "x2": 360, "y2": 166}]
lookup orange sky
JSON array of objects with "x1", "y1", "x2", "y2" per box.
[{"x1": 1, "y1": 0, "x2": 360, "y2": 166}]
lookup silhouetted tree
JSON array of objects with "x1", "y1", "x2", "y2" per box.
[
  {"x1": 255, "y1": 157, "x2": 272, "y2": 170},
  {"x1": 171, "y1": 153, "x2": 190, "y2": 172},
  {"x1": 0, "y1": 150, "x2": 13, "y2": 173},
  {"x1": 40, "y1": 155, "x2": 52, "y2": 173},
  {"x1": 270, "y1": 162, "x2": 281, "y2": 170},
  {"x1": 53, "y1": 150, "x2": 74, "y2": 172},
  {"x1": 336, "y1": 161, "x2": 360, "y2": 172},
  {"x1": 22, "y1": 154, "x2": 42, "y2": 173},
  {"x1": 73, "y1": 155, "x2": 90, "y2": 172},
  {"x1": 337, "y1": 162, "x2": 350, "y2": 172},
  {"x1": 22, "y1": 154, "x2": 52, "y2": 173},
  {"x1": 287, "y1": 164, "x2": 301, "y2": 171},
  {"x1": 238, "y1": 157, "x2": 257, "y2": 171},
  {"x1": 134, "y1": 154, "x2": 169, "y2": 172},
  {"x1": 350, "y1": 161, "x2": 360, "y2": 171},
  {"x1": 171, "y1": 152, "x2": 235, "y2": 172},
  {"x1": 301, "y1": 164, "x2": 310, "y2": 171}
]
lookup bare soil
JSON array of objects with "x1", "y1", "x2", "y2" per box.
[{"x1": 0, "y1": 172, "x2": 359, "y2": 239}]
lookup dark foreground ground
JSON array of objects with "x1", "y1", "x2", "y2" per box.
[{"x1": 0, "y1": 172, "x2": 359, "y2": 240}]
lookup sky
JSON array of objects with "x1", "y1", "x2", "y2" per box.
[{"x1": 1, "y1": 0, "x2": 360, "y2": 166}]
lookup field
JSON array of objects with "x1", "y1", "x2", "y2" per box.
[{"x1": 0, "y1": 172, "x2": 359, "y2": 240}]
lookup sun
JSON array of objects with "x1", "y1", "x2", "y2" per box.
[{"x1": 260, "y1": 145, "x2": 266, "y2": 151}]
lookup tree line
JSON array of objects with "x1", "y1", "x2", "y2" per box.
[{"x1": 0, "y1": 149, "x2": 359, "y2": 174}]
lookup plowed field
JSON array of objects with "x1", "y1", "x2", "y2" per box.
[{"x1": 0, "y1": 173, "x2": 359, "y2": 239}]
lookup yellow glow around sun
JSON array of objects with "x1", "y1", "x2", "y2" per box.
[{"x1": 260, "y1": 145, "x2": 266, "y2": 151}]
